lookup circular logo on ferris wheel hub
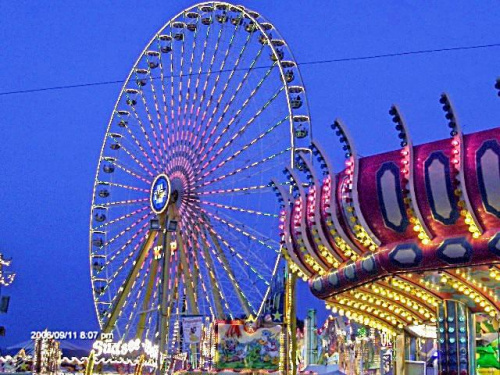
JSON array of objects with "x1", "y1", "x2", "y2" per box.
[{"x1": 150, "y1": 174, "x2": 171, "y2": 215}]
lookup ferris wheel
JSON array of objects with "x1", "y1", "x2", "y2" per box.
[{"x1": 89, "y1": 1, "x2": 311, "y2": 364}]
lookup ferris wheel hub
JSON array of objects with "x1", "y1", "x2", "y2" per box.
[{"x1": 150, "y1": 174, "x2": 171, "y2": 215}]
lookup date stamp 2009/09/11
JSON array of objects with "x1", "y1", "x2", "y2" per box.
[{"x1": 30, "y1": 331, "x2": 108, "y2": 340}]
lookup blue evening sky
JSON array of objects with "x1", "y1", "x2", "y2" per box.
[{"x1": 0, "y1": 1, "x2": 499, "y2": 348}]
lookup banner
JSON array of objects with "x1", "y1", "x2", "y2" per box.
[
  {"x1": 182, "y1": 316, "x2": 203, "y2": 345},
  {"x1": 216, "y1": 323, "x2": 281, "y2": 370}
]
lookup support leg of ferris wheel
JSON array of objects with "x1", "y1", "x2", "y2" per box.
[
  {"x1": 136, "y1": 227, "x2": 165, "y2": 339},
  {"x1": 178, "y1": 228, "x2": 200, "y2": 316},
  {"x1": 204, "y1": 222, "x2": 253, "y2": 317},
  {"x1": 135, "y1": 257, "x2": 160, "y2": 339},
  {"x1": 157, "y1": 206, "x2": 175, "y2": 375},
  {"x1": 161, "y1": 260, "x2": 183, "y2": 374},
  {"x1": 180, "y1": 236, "x2": 202, "y2": 369},
  {"x1": 103, "y1": 230, "x2": 158, "y2": 334},
  {"x1": 284, "y1": 263, "x2": 297, "y2": 375},
  {"x1": 191, "y1": 241, "x2": 200, "y2": 311},
  {"x1": 199, "y1": 240, "x2": 225, "y2": 319},
  {"x1": 84, "y1": 350, "x2": 95, "y2": 375},
  {"x1": 178, "y1": 235, "x2": 202, "y2": 369}
]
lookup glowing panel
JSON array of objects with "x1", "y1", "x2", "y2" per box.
[
  {"x1": 436, "y1": 238, "x2": 472, "y2": 265},
  {"x1": 389, "y1": 243, "x2": 422, "y2": 268},
  {"x1": 328, "y1": 272, "x2": 340, "y2": 287},
  {"x1": 361, "y1": 255, "x2": 377, "y2": 274},
  {"x1": 376, "y1": 162, "x2": 408, "y2": 233},
  {"x1": 424, "y1": 152, "x2": 459, "y2": 225},
  {"x1": 343, "y1": 264, "x2": 357, "y2": 281},
  {"x1": 477, "y1": 140, "x2": 500, "y2": 218}
]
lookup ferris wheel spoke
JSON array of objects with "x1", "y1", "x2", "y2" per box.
[
  {"x1": 165, "y1": 22, "x2": 190, "y2": 139},
  {"x1": 195, "y1": 16, "x2": 245, "y2": 135},
  {"x1": 100, "y1": 226, "x2": 150, "y2": 288},
  {"x1": 173, "y1": 26, "x2": 188, "y2": 145},
  {"x1": 197, "y1": 210, "x2": 272, "y2": 292},
  {"x1": 166, "y1": 162, "x2": 195, "y2": 184},
  {"x1": 199, "y1": 183, "x2": 274, "y2": 196},
  {"x1": 103, "y1": 255, "x2": 151, "y2": 340},
  {"x1": 217, "y1": 210, "x2": 281, "y2": 250},
  {"x1": 188, "y1": 21, "x2": 227, "y2": 142},
  {"x1": 200, "y1": 208, "x2": 278, "y2": 251},
  {"x1": 198, "y1": 79, "x2": 283, "y2": 171},
  {"x1": 198, "y1": 208, "x2": 273, "y2": 284},
  {"x1": 183, "y1": 203, "x2": 258, "y2": 315},
  {"x1": 102, "y1": 229, "x2": 158, "y2": 333},
  {"x1": 104, "y1": 215, "x2": 150, "y2": 248},
  {"x1": 119, "y1": 127, "x2": 160, "y2": 174},
  {"x1": 177, "y1": 15, "x2": 205, "y2": 141},
  {"x1": 201, "y1": 220, "x2": 257, "y2": 315},
  {"x1": 96, "y1": 180, "x2": 149, "y2": 194},
  {"x1": 142, "y1": 278, "x2": 161, "y2": 342},
  {"x1": 103, "y1": 234, "x2": 151, "y2": 295},
  {"x1": 195, "y1": 231, "x2": 231, "y2": 318},
  {"x1": 121, "y1": 254, "x2": 156, "y2": 340},
  {"x1": 129, "y1": 105, "x2": 163, "y2": 168},
  {"x1": 185, "y1": 27, "x2": 211, "y2": 131},
  {"x1": 195, "y1": 147, "x2": 290, "y2": 189},
  {"x1": 210, "y1": 152, "x2": 289, "y2": 191},
  {"x1": 211, "y1": 219, "x2": 274, "y2": 281},
  {"x1": 114, "y1": 267, "x2": 152, "y2": 341},
  {"x1": 186, "y1": 197, "x2": 277, "y2": 272},
  {"x1": 180, "y1": 18, "x2": 202, "y2": 127},
  {"x1": 193, "y1": 38, "x2": 267, "y2": 158},
  {"x1": 181, "y1": 235, "x2": 202, "y2": 315},
  {"x1": 195, "y1": 59, "x2": 276, "y2": 161},
  {"x1": 193, "y1": 31, "x2": 259, "y2": 162},
  {"x1": 185, "y1": 230, "x2": 202, "y2": 309},
  {"x1": 183, "y1": 213, "x2": 234, "y2": 318},
  {"x1": 93, "y1": 205, "x2": 150, "y2": 230},
  {"x1": 135, "y1": 85, "x2": 168, "y2": 169},
  {"x1": 167, "y1": 33, "x2": 177, "y2": 134},
  {"x1": 142, "y1": 68, "x2": 167, "y2": 154},
  {"x1": 99, "y1": 197, "x2": 149, "y2": 208},
  {"x1": 110, "y1": 140, "x2": 156, "y2": 177},
  {"x1": 195, "y1": 199, "x2": 277, "y2": 218},
  {"x1": 183, "y1": 230, "x2": 216, "y2": 318},
  {"x1": 135, "y1": 243, "x2": 164, "y2": 340},
  {"x1": 182, "y1": 209, "x2": 240, "y2": 319},
  {"x1": 156, "y1": 56, "x2": 173, "y2": 153},
  {"x1": 199, "y1": 115, "x2": 289, "y2": 180},
  {"x1": 105, "y1": 234, "x2": 151, "y2": 287},
  {"x1": 139, "y1": 53, "x2": 170, "y2": 158},
  {"x1": 106, "y1": 159, "x2": 152, "y2": 185},
  {"x1": 107, "y1": 134, "x2": 154, "y2": 176},
  {"x1": 125, "y1": 63, "x2": 166, "y2": 168},
  {"x1": 166, "y1": 163, "x2": 195, "y2": 186},
  {"x1": 191, "y1": 246, "x2": 218, "y2": 319}
]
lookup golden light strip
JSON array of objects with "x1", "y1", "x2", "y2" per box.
[{"x1": 326, "y1": 302, "x2": 397, "y2": 336}]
